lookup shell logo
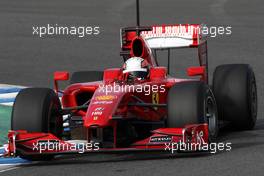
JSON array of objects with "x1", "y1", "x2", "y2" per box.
[{"x1": 95, "y1": 95, "x2": 117, "y2": 101}]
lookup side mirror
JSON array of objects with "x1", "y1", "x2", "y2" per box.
[
  {"x1": 53, "y1": 71, "x2": 69, "y2": 94},
  {"x1": 54, "y1": 71, "x2": 69, "y2": 81},
  {"x1": 187, "y1": 66, "x2": 205, "y2": 79}
]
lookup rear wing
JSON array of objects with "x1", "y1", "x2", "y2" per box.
[
  {"x1": 120, "y1": 24, "x2": 206, "y2": 50},
  {"x1": 141, "y1": 24, "x2": 205, "y2": 49}
]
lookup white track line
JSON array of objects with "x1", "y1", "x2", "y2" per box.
[
  {"x1": 1, "y1": 102, "x2": 13, "y2": 106},
  {"x1": 0, "y1": 84, "x2": 25, "y2": 88},
  {"x1": 0, "y1": 92, "x2": 18, "y2": 99},
  {"x1": 0, "y1": 166, "x2": 19, "y2": 173}
]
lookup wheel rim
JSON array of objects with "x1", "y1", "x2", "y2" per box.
[
  {"x1": 205, "y1": 94, "x2": 218, "y2": 138},
  {"x1": 48, "y1": 101, "x2": 63, "y2": 137}
]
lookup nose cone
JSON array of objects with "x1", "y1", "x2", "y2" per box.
[{"x1": 84, "y1": 89, "x2": 125, "y2": 128}]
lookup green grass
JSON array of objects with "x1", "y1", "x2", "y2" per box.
[{"x1": 0, "y1": 105, "x2": 12, "y2": 146}]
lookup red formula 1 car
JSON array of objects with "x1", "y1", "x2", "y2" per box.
[{"x1": 5, "y1": 1, "x2": 257, "y2": 160}]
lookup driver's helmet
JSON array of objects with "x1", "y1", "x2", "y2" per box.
[{"x1": 123, "y1": 57, "x2": 148, "y2": 80}]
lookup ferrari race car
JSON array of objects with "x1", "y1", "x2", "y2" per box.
[{"x1": 5, "y1": 2, "x2": 257, "y2": 160}]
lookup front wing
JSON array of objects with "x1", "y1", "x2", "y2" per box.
[{"x1": 4, "y1": 124, "x2": 209, "y2": 157}]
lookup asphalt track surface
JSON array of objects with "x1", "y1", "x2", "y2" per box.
[{"x1": 0, "y1": 0, "x2": 264, "y2": 175}]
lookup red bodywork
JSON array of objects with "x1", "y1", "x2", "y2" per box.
[{"x1": 6, "y1": 24, "x2": 210, "y2": 157}]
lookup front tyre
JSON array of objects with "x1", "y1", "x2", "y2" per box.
[
  {"x1": 167, "y1": 81, "x2": 218, "y2": 140},
  {"x1": 213, "y1": 64, "x2": 257, "y2": 130},
  {"x1": 11, "y1": 88, "x2": 63, "y2": 160}
]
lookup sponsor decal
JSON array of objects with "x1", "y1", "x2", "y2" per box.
[
  {"x1": 91, "y1": 111, "x2": 102, "y2": 116},
  {"x1": 141, "y1": 25, "x2": 199, "y2": 39},
  {"x1": 150, "y1": 135, "x2": 172, "y2": 143},
  {"x1": 152, "y1": 92, "x2": 159, "y2": 110},
  {"x1": 37, "y1": 140, "x2": 59, "y2": 146},
  {"x1": 91, "y1": 106, "x2": 104, "y2": 116},
  {"x1": 95, "y1": 95, "x2": 117, "y2": 101},
  {"x1": 91, "y1": 107, "x2": 105, "y2": 120},
  {"x1": 95, "y1": 107, "x2": 104, "y2": 111},
  {"x1": 93, "y1": 101, "x2": 113, "y2": 105},
  {"x1": 196, "y1": 131, "x2": 205, "y2": 144},
  {"x1": 152, "y1": 92, "x2": 159, "y2": 104}
]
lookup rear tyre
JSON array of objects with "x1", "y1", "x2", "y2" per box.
[
  {"x1": 11, "y1": 88, "x2": 63, "y2": 160},
  {"x1": 167, "y1": 82, "x2": 218, "y2": 139},
  {"x1": 70, "y1": 71, "x2": 103, "y2": 84},
  {"x1": 213, "y1": 64, "x2": 257, "y2": 130}
]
